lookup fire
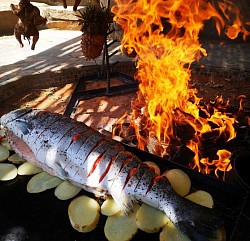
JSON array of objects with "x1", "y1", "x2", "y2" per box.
[
  {"x1": 200, "y1": 149, "x2": 232, "y2": 178},
  {"x1": 111, "y1": 0, "x2": 248, "y2": 177}
]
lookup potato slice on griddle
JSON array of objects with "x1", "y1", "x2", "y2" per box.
[
  {"x1": 0, "y1": 163, "x2": 18, "y2": 181},
  {"x1": 1, "y1": 139, "x2": 13, "y2": 151},
  {"x1": 160, "y1": 220, "x2": 190, "y2": 241},
  {"x1": 0, "y1": 129, "x2": 5, "y2": 138},
  {"x1": 185, "y1": 190, "x2": 214, "y2": 208},
  {"x1": 18, "y1": 162, "x2": 43, "y2": 175},
  {"x1": 136, "y1": 203, "x2": 170, "y2": 233},
  {"x1": 163, "y1": 168, "x2": 191, "y2": 196},
  {"x1": 101, "y1": 198, "x2": 120, "y2": 216},
  {"x1": 0, "y1": 145, "x2": 10, "y2": 162},
  {"x1": 68, "y1": 195, "x2": 100, "y2": 233},
  {"x1": 27, "y1": 171, "x2": 63, "y2": 193},
  {"x1": 104, "y1": 203, "x2": 140, "y2": 241},
  {"x1": 144, "y1": 161, "x2": 161, "y2": 175},
  {"x1": 54, "y1": 180, "x2": 81, "y2": 200},
  {"x1": 210, "y1": 228, "x2": 226, "y2": 241},
  {"x1": 8, "y1": 153, "x2": 26, "y2": 165}
]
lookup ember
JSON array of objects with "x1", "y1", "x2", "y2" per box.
[{"x1": 111, "y1": 0, "x2": 250, "y2": 178}]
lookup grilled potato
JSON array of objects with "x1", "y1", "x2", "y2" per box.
[
  {"x1": 8, "y1": 153, "x2": 26, "y2": 165},
  {"x1": 210, "y1": 228, "x2": 226, "y2": 241},
  {"x1": 104, "y1": 204, "x2": 140, "y2": 241},
  {"x1": 27, "y1": 171, "x2": 63, "y2": 193},
  {"x1": 144, "y1": 161, "x2": 161, "y2": 175},
  {"x1": 0, "y1": 163, "x2": 17, "y2": 181},
  {"x1": 54, "y1": 180, "x2": 81, "y2": 200},
  {"x1": 185, "y1": 190, "x2": 214, "y2": 208},
  {"x1": 160, "y1": 220, "x2": 190, "y2": 241},
  {"x1": 0, "y1": 145, "x2": 10, "y2": 162},
  {"x1": 18, "y1": 162, "x2": 43, "y2": 175},
  {"x1": 163, "y1": 168, "x2": 191, "y2": 196},
  {"x1": 0, "y1": 138, "x2": 13, "y2": 151},
  {"x1": 101, "y1": 198, "x2": 120, "y2": 216},
  {"x1": 68, "y1": 195, "x2": 100, "y2": 233},
  {"x1": 136, "y1": 203, "x2": 170, "y2": 233},
  {"x1": 0, "y1": 129, "x2": 5, "y2": 138}
]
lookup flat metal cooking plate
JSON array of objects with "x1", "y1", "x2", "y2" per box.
[{"x1": 0, "y1": 145, "x2": 248, "y2": 241}]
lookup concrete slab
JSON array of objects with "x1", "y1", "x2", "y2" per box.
[{"x1": 0, "y1": 28, "x2": 134, "y2": 101}]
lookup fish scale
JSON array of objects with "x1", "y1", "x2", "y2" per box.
[
  {"x1": 110, "y1": 156, "x2": 141, "y2": 191},
  {"x1": 57, "y1": 124, "x2": 88, "y2": 150},
  {"x1": 72, "y1": 140, "x2": 112, "y2": 188},
  {"x1": 74, "y1": 133, "x2": 105, "y2": 167},
  {"x1": 122, "y1": 162, "x2": 150, "y2": 196},
  {"x1": 132, "y1": 167, "x2": 156, "y2": 201},
  {"x1": 34, "y1": 117, "x2": 74, "y2": 154},
  {"x1": 86, "y1": 144, "x2": 122, "y2": 186},
  {"x1": 34, "y1": 118, "x2": 78, "y2": 172},
  {"x1": 108, "y1": 156, "x2": 142, "y2": 212},
  {"x1": 27, "y1": 113, "x2": 63, "y2": 150},
  {"x1": 66, "y1": 128, "x2": 96, "y2": 163},
  {"x1": 47, "y1": 120, "x2": 76, "y2": 146},
  {"x1": 94, "y1": 145, "x2": 122, "y2": 185},
  {"x1": 1, "y1": 108, "x2": 225, "y2": 241},
  {"x1": 32, "y1": 116, "x2": 66, "y2": 151},
  {"x1": 104, "y1": 152, "x2": 130, "y2": 184}
]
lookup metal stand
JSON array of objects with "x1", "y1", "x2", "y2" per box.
[{"x1": 64, "y1": 27, "x2": 138, "y2": 116}]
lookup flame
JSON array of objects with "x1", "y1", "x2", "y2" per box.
[
  {"x1": 112, "y1": 0, "x2": 248, "y2": 177},
  {"x1": 200, "y1": 149, "x2": 232, "y2": 178}
]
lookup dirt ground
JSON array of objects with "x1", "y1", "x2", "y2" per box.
[{"x1": 0, "y1": 71, "x2": 250, "y2": 132}]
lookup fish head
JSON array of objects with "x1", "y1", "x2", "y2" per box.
[{"x1": 1, "y1": 108, "x2": 38, "y2": 139}]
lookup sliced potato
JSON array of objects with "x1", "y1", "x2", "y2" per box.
[
  {"x1": 136, "y1": 203, "x2": 170, "y2": 233},
  {"x1": 1, "y1": 139, "x2": 13, "y2": 151},
  {"x1": 0, "y1": 129, "x2": 6, "y2": 137},
  {"x1": 163, "y1": 169, "x2": 191, "y2": 196},
  {"x1": 104, "y1": 204, "x2": 140, "y2": 241},
  {"x1": 0, "y1": 163, "x2": 18, "y2": 181},
  {"x1": 8, "y1": 153, "x2": 26, "y2": 165},
  {"x1": 101, "y1": 198, "x2": 120, "y2": 216},
  {"x1": 209, "y1": 228, "x2": 226, "y2": 241},
  {"x1": 68, "y1": 195, "x2": 100, "y2": 233},
  {"x1": 185, "y1": 190, "x2": 214, "y2": 208},
  {"x1": 144, "y1": 161, "x2": 161, "y2": 175},
  {"x1": 0, "y1": 145, "x2": 10, "y2": 162},
  {"x1": 54, "y1": 180, "x2": 81, "y2": 200},
  {"x1": 18, "y1": 162, "x2": 43, "y2": 175},
  {"x1": 160, "y1": 220, "x2": 190, "y2": 241},
  {"x1": 27, "y1": 171, "x2": 63, "y2": 193}
]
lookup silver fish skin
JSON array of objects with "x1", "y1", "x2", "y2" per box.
[{"x1": 1, "y1": 108, "x2": 224, "y2": 241}]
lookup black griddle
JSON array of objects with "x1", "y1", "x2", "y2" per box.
[{"x1": 0, "y1": 145, "x2": 249, "y2": 241}]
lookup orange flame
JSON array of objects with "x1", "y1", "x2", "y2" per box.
[
  {"x1": 200, "y1": 149, "x2": 232, "y2": 178},
  {"x1": 112, "y1": 0, "x2": 248, "y2": 177}
]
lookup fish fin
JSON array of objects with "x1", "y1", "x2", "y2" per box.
[
  {"x1": 15, "y1": 119, "x2": 32, "y2": 135},
  {"x1": 109, "y1": 189, "x2": 135, "y2": 215},
  {"x1": 45, "y1": 146, "x2": 69, "y2": 179}
]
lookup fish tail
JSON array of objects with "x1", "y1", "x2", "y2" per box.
[
  {"x1": 145, "y1": 176, "x2": 224, "y2": 241},
  {"x1": 173, "y1": 197, "x2": 224, "y2": 241}
]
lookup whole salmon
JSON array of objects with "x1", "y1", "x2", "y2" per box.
[{"x1": 1, "y1": 108, "x2": 224, "y2": 241}]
